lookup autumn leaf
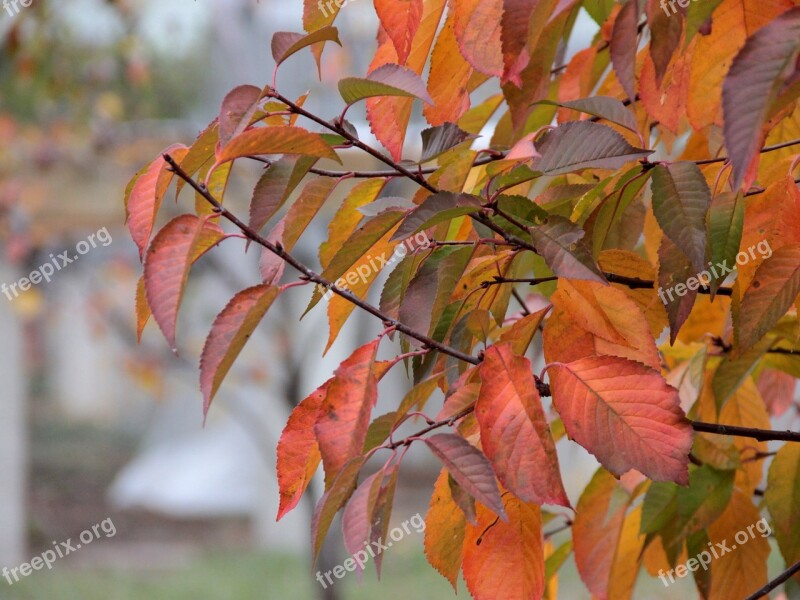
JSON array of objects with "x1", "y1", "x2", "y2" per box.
[
  {"x1": 215, "y1": 125, "x2": 341, "y2": 167},
  {"x1": 424, "y1": 433, "x2": 507, "y2": 520},
  {"x1": 722, "y1": 7, "x2": 800, "y2": 190},
  {"x1": 461, "y1": 495, "x2": 544, "y2": 600},
  {"x1": 391, "y1": 191, "x2": 481, "y2": 241},
  {"x1": 609, "y1": 0, "x2": 639, "y2": 103},
  {"x1": 529, "y1": 216, "x2": 607, "y2": 283},
  {"x1": 477, "y1": 344, "x2": 569, "y2": 506},
  {"x1": 425, "y1": 468, "x2": 467, "y2": 590},
  {"x1": 143, "y1": 215, "x2": 225, "y2": 350},
  {"x1": 765, "y1": 444, "x2": 800, "y2": 567},
  {"x1": 339, "y1": 64, "x2": 433, "y2": 106},
  {"x1": 276, "y1": 380, "x2": 329, "y2": 520},
  {"x1": 547, "y1": 356, "x2": 692, "y2": 484},
  {"x1": 706, "y1": 490, "x2": 770, "y2": 600},
  {"x1": 218, "y1": 85, "x2": 262, "y2": 147},
  {"x1": 736, "y1": 245, "x2": 800, "y2": 352},
  {"x1": 314, "y1": 340, "x2": 380, "y2": 485},
  {"x1": 543, "y1": 278, "x2": 661, "y2": 370},
  {"x1": 271, "y1": 27, "x2": 342, "y2": 67},
  {"x1": 200, "y1": 285, "x2": 280, "y2": 415},
  {"x1": 650, "y1": 162, "x2": 711, "y2": 273},
  {"x1": 374, "y1": 0, "x2": 423, "y2": 64},
  {"x1": 126, "y1": 144, "x2": 188, "y2": 260},
  {"x1": 530, "y1": 121, "x2": 652, "y2": 175}
]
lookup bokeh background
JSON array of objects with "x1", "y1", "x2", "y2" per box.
[{"x1": 2, "y1": 2, "x2": 785, "y2": 599}]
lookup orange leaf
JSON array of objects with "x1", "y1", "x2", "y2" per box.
[
  {"x1": 276, "y1": 380, "x2": 329, "y2": 520},
  {"x1": 424, "y1": 468, "x2": 467, "y2": 590},
  {"x1": 375, "y1": 0, "x2": 423, "y2": 64},
  {"x1": 214, "y1": 125, "x2": 341, "y2": 167},
  {"x1": 314, "y1": 340, "x2": 380, "y2": 486},
  {"x1": 548, "y1": 356, "x2": 692, "y2": 484},
  {"x1": 423, "y1": 14, "x2": 473, "y2": 126},
  {"x1": 367, "y1": 0, "x2": 446, "y2": 160},
  {"x1": 706, "y1": 490, "x2": 770, "y2": 600},
  {"x1": 477, "y1": 345, "x2": 570, "y2": 506},
  {"x1": 461, "y1": 494, "x2": 544, "y2": 600},
  {"x1": 543, "y1": 279, "x2": 661, "y2": 370}
]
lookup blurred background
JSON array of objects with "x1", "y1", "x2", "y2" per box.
[{"x1": 1, "y1": 1, "x2": 772, "y2": 599}]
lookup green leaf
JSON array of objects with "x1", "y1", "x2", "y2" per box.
[
  {"x1": 706, "y1": 191, "x2": 744, "y2": 298},
  {"x1": 339, "y1": 63, "x2": 433, "y2": 106},
  {"x1": 712, "y1": 337, "x2": 772, "y2": 410},
  {"x1": 529, "y1": 216, "x2": 607, "y2": 283},
  {"x1": 271, "y1": 27, "x2": 342, "y2": 67},
  {"x1": 529, "y1": 121, "x2": 652, "y2": 175},
  {"x1": 390, "y1": 192, "x2": 482, "y2": 241},
  {"x1": 651, "y1": 162, "x2": 711, "y2": 273},
  {"x1": 420, "y1": 122, "x2": 478, "y2": 163}
]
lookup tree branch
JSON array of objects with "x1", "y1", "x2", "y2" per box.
[
  {"x1": 691, "y1": 421, "x2": 800, "y2": 442},
  {"x1": 163, "y1": 153, "x2": 480, "y2": 367},
  {"x1": 743, "y1": 558, "x2": 800, "y2": 600},
  {"x1": 695, "y1": 137, "x2": 800, "y2": 165}
]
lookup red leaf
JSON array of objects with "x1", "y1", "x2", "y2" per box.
[
  {"x1": 375, "y1": 0, "x2": 423, "y2": 64},
  {"x1": 501, "y1": 0, "x2": 537, "y2": 86},
  {"x1": 276, "y1": 380, "x2": 329, "y2": 520},
  {"x1": 341, "y1": 468, "x2": 385, "y2": 581},
  {"x1": 548, "y1": 355, "x2": 692, "y2": 484},
  {"x1": 424, "y1": 433, "x2": 507, "y2": 520},
  {"x1": 144, "y1": 215, "x2": 225, "y2": 350},
  {"x1": 126, "y1": 144, "x2": 188, "y2": 260},
  {"x1": 218, "y1": 85, "x2": 262, "y2": 147},
  {"x1": 314, "y1": 340, "x2": 380, "y2": 485},
  {"x1": 200, "y1": 285, "x2": 280, "y2": 415},
  {"x1": 477, "y1": 345, "x2": 570, "y2": 506}
]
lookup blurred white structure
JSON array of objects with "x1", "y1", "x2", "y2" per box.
[{"x1": 0, "y1": 265, "x2": 26, "y2": 567}]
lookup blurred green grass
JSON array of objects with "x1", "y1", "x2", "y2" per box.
[{"x1": 3, "y1": 548, "x2": 461, "y2": 600}]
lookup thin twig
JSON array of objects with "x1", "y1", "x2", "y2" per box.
[
  {"x1": 743, "y1": 558, "x2": 800, "y2": 600},
  {"x1": 164, "y1": 153, "x2": 479, "y2": 367}
]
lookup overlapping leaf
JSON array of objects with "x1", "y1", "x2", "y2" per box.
[
  {"x1": 477, "y1": 345, "x2": 569, "y2": 506},
  {"x1": 200, "y1": 285, "x2": 280, "y2": 414},
  {"x1": 143, "y1": 215, "x2": 225, "y2": 350},
  {"x1": 548, "y1": 356, "x2": 692, "y2": 484}
]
